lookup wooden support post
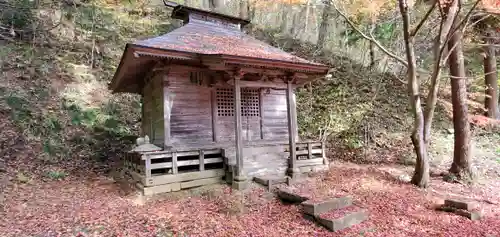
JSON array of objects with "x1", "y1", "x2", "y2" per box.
[
  {"x1": 172, "y1": 152, "x2": 178, "y2": 174},
  {"x1": 163, "y1": 84, "x2": 173, "y2": 148},
  {"x1": 286, "y1": 78, "x2": 300, "y2": 178},
  {"x1": 199, "y1": 149, "x2": 205, "y2": 171},
  {"x1": 211, "y1": 89, "x2": 218, "y2": 142},
  {"x1": 308, "y1": 142, "x2": 313, "y2": 159},
  {"x1": 145, "y1": 156, "x2": 152, "y2": 178},
  {"x1": 232, "y1": 71, "x2": 248, "y2": 190}
]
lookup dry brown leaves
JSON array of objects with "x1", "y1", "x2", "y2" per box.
[{"x1": 1, "y1": 163, "x2": 499, "y2": 237}]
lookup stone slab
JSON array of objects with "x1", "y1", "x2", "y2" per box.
[
  {"x1": 253, "y1": 176, "x2": 287, "y2": 186},
  {"x1": 232, "y1": 180, "x2": 249, "y2": 190},
  {"x1": 315, "y1": 209, "x2": 369, "y2": 232},
  {"x1": 437, "y1": 205, "x2": 482, "y2": 221},
  {"x1": 276, "y1": 187, "x2": 310, "y2": 203},
  {"x1": 444, "y1": 199, "x2": 476, "y2": 211},
  {"x1": 302, "y1": 196, "x2": 353, "y2": 216}
]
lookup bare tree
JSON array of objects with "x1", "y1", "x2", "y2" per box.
[
  {"x1": 398, "y1": 0, "x2": 429, "y2": 187},
  {"x1": 334, "y1": 0, "x2": 480, "y2": 186}
]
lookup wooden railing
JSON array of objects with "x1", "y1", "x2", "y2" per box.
[
  {"x1": 124, "y1": 148, "x2": 225, "y2": 187},
  {"x1": 294, "y1": 141, "x2": 327, "y2": 167}
]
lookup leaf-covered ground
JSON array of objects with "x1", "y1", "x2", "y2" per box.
[{"x1": 1, "y1": 162, "x2": 499, "y2": 237}]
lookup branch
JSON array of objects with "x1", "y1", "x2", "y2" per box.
[
  {"x1": 332, "y1": 2, "x2": 408, "y2": 67},
  {"x1": 410, "y1": 2, "x2": 436, "y2": 37},
  {"x1": 0, "y1": 33, "x2": 15, "y2": 42},
  {"x1": 447, "y1": 0, "x2": 481, "y2": 41}
]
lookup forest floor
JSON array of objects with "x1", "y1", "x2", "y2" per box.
[
  {"x1": 1, "y1": 1, "x2": 500, "y2": 236},
  {"x1": 1, "y1": 159, "x2": 499, "y2": 237}
]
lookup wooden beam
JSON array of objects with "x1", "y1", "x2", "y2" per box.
[
  {"x1": 286, "y1": 79, "x2": 298, "y2": 174},
  {"x1": 227, "y1": 79, "x2": 287, "y2": 89}
]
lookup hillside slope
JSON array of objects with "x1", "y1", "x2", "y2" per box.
[{"x1": 0, "y1": 0, "x2": 498, "y2": 184}]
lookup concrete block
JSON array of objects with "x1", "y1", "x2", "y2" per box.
[
  {"x1": 316, "y1": 209, "x2": 369, "y2": 232},
  {"x1": 302, "y1": 196, "x2": 353, "y2": 216}
]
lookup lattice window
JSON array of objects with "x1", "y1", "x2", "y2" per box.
[
  {"x1": 241, "y1": 89, "x2": 260, "y2": 117},
  {"x1": 216, "y1": 88, "x2": 235, "y2": 117},
  {"x1": 216, "y1": 88, "x2": 260, "y2": 117}
]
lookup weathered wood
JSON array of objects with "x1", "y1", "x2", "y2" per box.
[
  {"x1": 199, "y1": 149, "x2": 205, "y2": 171},
  {"x1": 143, "y1": 149, "x2": 222, "y2": 160},
  {"x1": 180, "y1": 177, "x2": 222, "y2": 189},
  {"x1": 259, "y1": 89, "x2": 264, "y2": 139},
  {"x1": 296, "y1": 149, "x2": 323, "y2": 156},
  {"x1": 145, "y1": 158, "x2": 152, "y2": 178},
  {"x1": 227, "y1": 79, "x2": 287, "y2": 89},
  {"x1": 211, "y1": 88, "x2": 218, "y2": 142},
  {"x1": 286, "y1": 80, "x2": 298, "y2": 173},
  {"x1": 147, "y1": 169, "x2": 225, "y2": 186},
  {"x1": 163, "y1": 75, "x2": 172, "y2": 147},
  {"x1": 302, "y1": 196, "x2": 353, "y2": 216},
  {"x1": 233, "y1": 75, "x2": 244, "y2": 179},
  {"x1": 297, "y1": 158, "x2": 324, "y2": 167},
  {"x1": 172, "y1": 152, "x2": 178, "y2": 174},
  {"x1": 139, "y1": 182, "x2": 181, "y2": 196},
  {"x1": 307, "y1": 143, "x2": 313, "y2": 159},
  {"x1": 149, "y1": 157, "x2": 223, "y2": 169}
]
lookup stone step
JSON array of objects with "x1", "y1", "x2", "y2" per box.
[
  {"x1": 254, "y1": 176, "x2": 289, "y2": 191},
  {"x1": 301, "y1": 196, "x2": 353, "y2": 216},
  {"x1": 312, "y1": 206, "x2": 369, "y2": 232},
  {"x1": 444, "y1": 199, "x2": 476, "y2": 211},
  {"x1": 436, "y1": 199, "x2": 482, "y2": 221},
  {"x1": 276, "y1": 187, "x2": 310, "y2": 203}
]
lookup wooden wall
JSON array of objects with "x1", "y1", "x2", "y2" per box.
[
  {"x1": 157, "y1": 65, "x2": 300, "y2": 177},
  {"x1": 261, "y1": 89, "x2": 290, "y2": 140},
  {"x1": 142, "y1": 73, "x2": 165, "y2": 146},
  {"x1": 166, "y1": 67, "x2": 213, "y2": 147}
]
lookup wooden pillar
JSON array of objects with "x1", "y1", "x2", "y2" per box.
[
  {"x1": 286, "y1": 78, "x2": 300, "y2": 178},
  {"x1": 163, "y1": 75, "x2": 172, "y2": 149},
  {"x1": 232, "y1": 72, "x2": 248, "y2": 190}
]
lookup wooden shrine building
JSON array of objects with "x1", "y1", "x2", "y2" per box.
[{"x1": 110, "y1": 4, "x2": 330, "y2": 195}]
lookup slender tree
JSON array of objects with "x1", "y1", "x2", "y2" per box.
[
  {"x1": 317, "y1": 0, "x2": 333, "y2": 48},
  {"x1": 445, "y1": 0, "x2": 473, "y2": 179},
  {"x1": 483, "y1": 30, "x2": 499, "y2": 119}
]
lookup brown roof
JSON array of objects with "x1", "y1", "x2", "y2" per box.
[
  {"x1": 110, "y1": 5, "x2": 328, "y2": 94},
  {"x1": 132, "y1": 21, "x2": 318, "y2": 65}
]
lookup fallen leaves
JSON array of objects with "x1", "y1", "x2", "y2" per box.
[{"x1": 1, "y1": 162, "x2": 500, "y2": 237}]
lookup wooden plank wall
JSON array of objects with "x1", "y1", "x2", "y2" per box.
[
  {"x1": 167, "y1": 67, "x2": 213, "y2": 146},
  {"x1": 261, "y1": 89, "x2": 289, "y2": 140},
  {"x1": 142, "y1": 73, "x2": 165, "y2": 146}
]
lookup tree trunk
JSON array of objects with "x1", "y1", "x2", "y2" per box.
[
  {"x1": 398, "y1": 0, "x2": 429, "y2": 188},
  {"x1": 483, "y1": 31, "x2": 499, "y2": 119},
  {"x1": 447, "y1": 6, "x2": 473, "y2": 179},
  {"x1": 423, "y1": 1, "x2": 458, "y2": 144},
  {"x1": 369, "y1": 17, "x2": 376, "y2": 69},
  {"x1": 317, "y1": 0, "x2": 332, "y2": 48}
]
